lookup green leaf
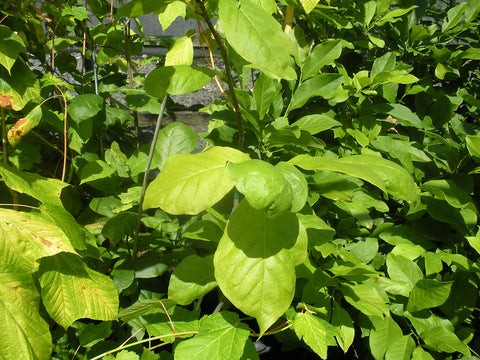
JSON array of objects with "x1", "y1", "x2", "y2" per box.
[
  {"x1": 227, "y1": 159, "x2": 285, "y2": 210},
  {"x1": 331, "y1": 302, "x2": 355, "y2": 353},
  {"x1": 275, "y1": 162, "x2": 308, "y2": 212},
  {"x1": 165, "y1": 36, "x2": 193, "y2": 66},
  {"x1": 117, "y1": 0, "x2": 174, "y2": 17},
  {"x1": 291, "y1": 114, "x2": 342, "y2": 135},
  {"x1": 174, "y1": 312, "x2": 250, "y2": 360},
  {"x1": 341, "y1": 283, "x2": 389, "y2": 317},
  {"x1": 0, "y1": 25, "x2": 26, "y2": 73},
  {"x1": 168, "y1": 255, "x2": 217, "y2": 305},
  {"x1": 119, "y1": 299, "x2": 174, "y2": 322},
  {"x1": 374, "y1": 103, "x2": 423, "y2": 128},
  {"x1": 422, "y1": 179, "x2": 473, "y2": 209},
  {"x1": 0, "y1": 162, "x2": 67, "y2": 205},
  {"x1": 375, "y1": 6, "x2": 417, "y2": 26},
  {"x1": 369, "y1": 316, "x2": 403, "y2": 360},
  {"x1": 78, "y1": 321, "x2": 112, "y2": 347},
  {"x1": 0, "y1": 264, "x2": 52, "y2": 360},
  {"x1": 37, "y1": 253, "x2": 119, "y2": 328},
  {"x1": 411, "y1": 347, "x2": 435, "y2": 360},
  {"x1": 421, "y1": 327, "x2": 470, "y2": 355},
  {"x1": 252, "y1": 72, "x2": 278, "y2": 119},
  {"x1": 302, "y1": 40, "x2": 343, "y2": 80},
  {"x1": 158, "y1": 1, "x2": 186, "y2": 31},
  {"x1": 218, "y1": 0, "x2": 294, "y2": 80},
  {"x1": 153, "y1": 122, "x2": 197, "y2": 170},
  {"x1": 290, "y1": 154, "x2": 417, "y2": 201},
  {"x1": 102, "y1": 212, "x2": 137, "y2": 246},
  {"x1": 0, "y1": 58, "x2": 40, "y2": 111},
  {"x1": 441, "y1": 2, "x2": 467, "y2": 32},
  {"x1": 145, "y1": 65, "x2": 214, "y2": 99},
  {"x1": 105, "y1": 142, "x2": 130, "y2": 178},
  {"x1": 68, "y1": 94, "x2": 103, "y2": 123},
  {"x1": 144, "y1": 147, "x2": 249, "y2": 215},
  {"x1": 80, "y1": 160, "x2": 116, "y2": 185},
  {"x1": 289, "y1": 74, "x2": 344, "y2": 111},
  {"x1": 407, "y1": 279, "x2": 452, "y2": 312},
  {"x1": 466, "y1": 135, "x2": 480, "y2": 160},
  {"x1": 115, "y1": 350, "x2": 140, "y2": 360},
  {"x1": 386, "y1": 254, "x2": 423, "y2": 293},
  {"x1": 214, "y1": 200, "x2": 302, "y2": 334},
  {"x1": 0, "y1": 209, "x2": 77, "y2": 272},
  {"x1": 300, "y1": 0, "x2": 320, "y2": 13},
  {"x1": 294, "y1": 312, "x2": 335, "y2": 359},
  {"x1": 384, "y1": 335, "x2": 415, "y2": 360}
]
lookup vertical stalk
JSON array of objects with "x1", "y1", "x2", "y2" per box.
[
  {"x1": 196, "y1": 0, "x2": 244, "y2": 151},
  {"x1": 1, "y1": 108, "x2": 18, "y2": 207},
  {"x1": 123, "y1": 18, "x2": 140, "y2": 148},
  {"x1": 284, "y1": 5, "x2": 294, "y2": 33},
  {"x1": 132, "y1": 96, "x2": 168, "y2": 258}
]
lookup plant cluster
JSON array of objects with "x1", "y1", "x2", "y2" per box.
[{"x1": 1, "y1": 0, "x2": 480, "y2": 359}]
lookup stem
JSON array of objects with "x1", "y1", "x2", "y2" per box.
[
  {"x1": 89, "y1": 331, "x2": 198, "y2": 360},
  {"x1": 132, "y1": 96, "x2": 168, "y2": 257},
  {"x1": 196, "y1": 0, "x2": 244, "y2": 150},
  {"x1": 284, "y1": 5, "x2": 294, "y2": 33},
  {"x1": 1, "y1": 108, "x2": 18, "y2": 207},
  {"x1": 53, "y1": 85, "x2": 68, "y2": 182}
]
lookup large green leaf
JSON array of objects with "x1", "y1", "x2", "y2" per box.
[
  {"x1": 407, "y1": 279, "x2": 452, "y2": 312},
  {"x1": 145, "y1": 66, "x2": 214, "y2": 99},
  {"x1": 384, "y1": 335, "x2": 415, "y2": 360},
  {"x1": 252, "y1": 72, "x2": 278, "y2": 119},
  {"x1": 214, "y1": 200, "x2": 303, "y2": 334},
  {"x1": 168, "y1": 255, "x2": 217, "y2": 305},
  {"x1": 175, "y1": 312, "x2": 250, "y2": 360},
  {"x1": 289, "y1": 154, "x2": 417, "y2": 201},
  {"x1": 289, "y1": 74, "x2": 344, "y2": 111},
  {"x1": 0, "y1": 264, "x2": 52, "y2": 360},
  {"x1": 386, "y1": 254, "x2": 423, "y2": 293},
  {"x1": 227, "y1": 159, "x2": 285, "y2": 210},
  {"x1": 302, "y1": 40, "x2": 343, "y2": 80},
  {"x1": 37, "y1": 253, "x2": 119, "y2": 328},
  {"x1": 143, "y1": 147, "x2": 249, "y2": 215},
  {"x1": 0, "y1": 209, "x2": 77, "y2": 272},
  {"x1": 218, "y1": 0, "x2": 294, "y2": 80}
]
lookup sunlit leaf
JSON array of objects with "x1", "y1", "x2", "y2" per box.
[
  {"x1": 0, "y1": 264, "x2": 52, "y2": 360},
  {"x1": 37, "y1": 253, "x2": 119, "y2": 328}
]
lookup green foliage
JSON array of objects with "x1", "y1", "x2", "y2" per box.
[{"x1": 1, "y1": 0, "x2": 480, "y2": 359}]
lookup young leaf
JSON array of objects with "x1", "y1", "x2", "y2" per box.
[
  {"x1": 153, "y1": 122, "x2": 197, "y2": 170},
  {"x1": 0, "y1": 264, "x2": 52, "y2": 360},
  {"x1": 168, "y1": 255, "x2": 217, "y2": 305},
  {"x1": 214, "y1": 200, "x2": 303, "y2": 334},
  {"x1": 143, "y1": 147, "x2": 249, "y2": 215},
  {"x1": 218, "y1": 0, "x2": 294, "y2": 80},
  {"x1": 158, "y1": 1, "x2": 186, "y2": 31},
  {"x1": 37, "y1": 253, "x2": 119, "y2": 329},
  {"x1": 174, "y1": 312, "x2": 250, "y2": 360},
  {"x1": 290, "y1": 154, "x2": 417, "y2": 201}
]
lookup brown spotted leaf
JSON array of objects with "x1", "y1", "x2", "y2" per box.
[{"x1": 0, "y1": 208, "x2": 77, "y2": 272}]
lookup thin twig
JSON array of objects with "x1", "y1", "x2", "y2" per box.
[
  {"x1": 195, "y1": 0, "x2": 244, "y2": 150},
  {"x1": 0, "y1": 203, "x2": 40, "y2": 210},
  {"x1": 160, "y1": 300, "x2": 175, "y2": 333},
  {"x1": 132, "y1": 96, "x2": 168, "y2": 257},
  {"x1": 54, "y1": 85, "x2": 68, "y2": 182}
]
